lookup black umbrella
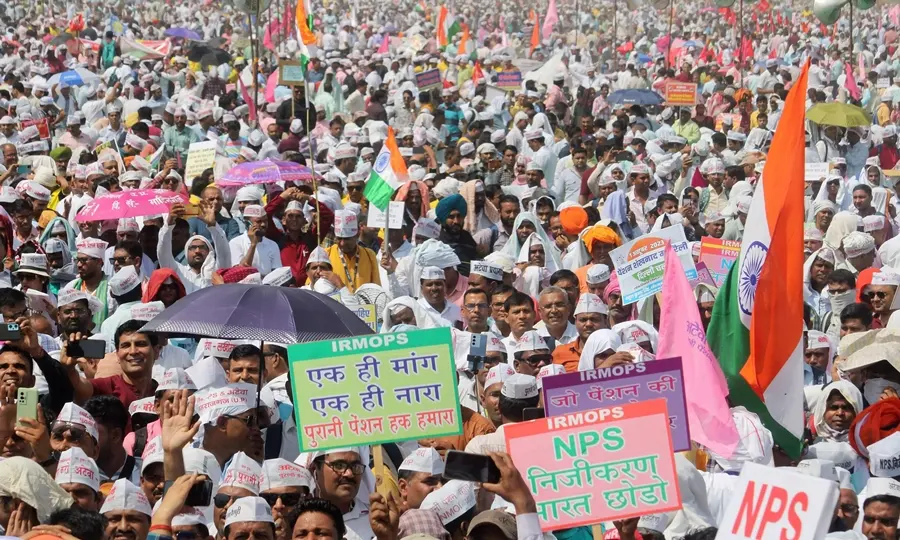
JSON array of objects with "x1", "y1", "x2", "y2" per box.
[
  {"x1": 140, "y1": 284, "x2": 373, "y2": 343},
  {"x1": 51, "y1": 33, "x2": 74, "y2": 46},
  {"x1": 188, "y1": 45, "x2": 231, "y2": 67}
]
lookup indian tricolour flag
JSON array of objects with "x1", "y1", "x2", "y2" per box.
[
  {"x1": 295, "y1": 0, "x2": 315, "y2": 71},
  {"x1": 707, "y1": 61, "x2": 810, "y2": 459},
  {"x1": 436, "y1": 6, "x2": 461, "y2": 48},
  {"x1": 364, "y1": 127, "x2": 408, "y2": 211}
]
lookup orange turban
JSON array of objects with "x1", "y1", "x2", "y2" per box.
[
  {"x1": 850, "y1": 398, "x2": 900, "y2": 458},
  {"x1": 582, "y1": 225, "x2": 622, "y2": 253},
  {"x1": 559, "y1": 206, "x2": 589, "y2": 236}
]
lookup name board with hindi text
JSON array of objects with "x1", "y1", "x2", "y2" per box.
[
  {"x1": 716, "y1": 462, "x2": 838, "y2": 540},
  {"x1": 183, "y1": 140, "x2": 218, "y2": 187},
  {"x1": 664, "y1": 81, "x2": 698, "y2": 106},
  {"x1": 698, "y1": 237, "x2": 741, "y2": 287},
  {"x1": 279, "y1": 61, "x2": 306, "y2": 86},
  {"x1": 415, "y1": 69, "x2": 442, "y2": 91},
  {"x1": 504, "y1": 399, "x2": 682, "y2": 532},
  {"x1": 541, "y1": 357, "x2": 690, "y2": 452},
  {"x1": 288, "y1": 328, "x2": 462, "y2": 451},
  {"x1": 804, "y1": 162, "x2": 829, "y2": 183},
  {"x1": 609, "y1": 226, "x2": 697, "y2": 305},
  {"x1": 496, "y1": 71, "x2": 523, "y2": 90}
]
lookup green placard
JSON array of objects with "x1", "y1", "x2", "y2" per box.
[{"x1": 288, "y1": 328, "x2": 462, "y2": 452}]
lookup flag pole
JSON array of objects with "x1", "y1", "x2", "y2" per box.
[
  {"x1": 739, "y1": 0, "x2": 744, "y2": 88},
  {"x1": 612, "y1": 0, "x2": 618, "y2": 67},
  {"x1": 666, "y1": 0, "x2": 674, "y2": 72},
  {"x1": 848, "y1": 2, "x2": 853, "y2": 66}
]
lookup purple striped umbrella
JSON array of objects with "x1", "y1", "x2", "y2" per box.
[{"x1": 217, "y1": 159, "x2": 315, "y2": 186}]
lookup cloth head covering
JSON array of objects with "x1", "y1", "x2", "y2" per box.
[
  {"x1": 577, "y1": 329, "x2": 622, "y2": 371},
  {"x1": 409, "y1": 239, "x2": 462, "y2": 297},
  {"x1": 812, "y1": 380, "x2": 863, "y2": 443},
  {"x1": 849, "y1": 398, "x2": 900, "y2": 459},
  {"x1": 435, "y1": 194, "x2": 467, "y2": 223},
  {"x1": 582, "y1": 225, "x2": 622, "y2": 254},
  {"x1": 501, "y1": 212, "x2": 560, "y2": 269},
  {"x1": 380, "y1": 296, "x2": 440, "y2": 333},
  {"x1": 0, "y1": 457, "x2": 81, "y2": 523},
  {"x1": 707, "y1": 407, "x2": 774, "y2": 471},
  {"x1": 612, "y1": 320, "x2": 659, "y2": 353},
  {"x1": 39, "y1": 217, "x2": 76, "y2": 252},
  {"x1": 395, "y1": 181, "x2": 432, "y2": 220},
  {"x1": 399, "y1": 447, "x2": 445, "y2": 475},
  {"x1": 260, "y1": 459, "x2": 314, "y2": 491},
  {"x1": 459, "y1": 180, "x2": 500, "y2": 235},
  {"x1": 55, "y1": 447, "x2": 100, "y2": 492},
  {"x1": 600, "y1": 191, "x2": 634, "y2": 240},
  {"x1": 824, "y1": 212, "x2": 860, "y2": 252},
  {"x1": 559, "y1": 206, "x2": 589, "y2": 236},
  {"x1": 224, "y1": 497, "x2": 274, "y2": 527}
]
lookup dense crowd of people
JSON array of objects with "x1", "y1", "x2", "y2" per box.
[{"x1": 2, "y1": 0, "x2": 900, "y2": 538}]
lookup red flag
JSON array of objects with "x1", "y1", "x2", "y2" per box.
[
  {"x1": 758, "y1": 0, "x2": 770, "y2": 11},
  {"x1": 472, "y1": 61, "x2": 484, "y2": 86},
  {"x1": 741, "y1": 35, "x2": 754, "y2": 62},
  {"x1": 239, "y1": 77, "x2": 257, "y2": 123}
]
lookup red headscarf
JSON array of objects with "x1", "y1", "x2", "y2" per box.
[
  {"x1": 850, "y1": 398, "x2": 900, "y2": 459},
  {"x1": 856, "y1": 267, "x2": 878, "y2": 303},
  {"x1": 142, "y1": 268, "x2": 186, "y2": 304},
  {"x1": 216, "y1": 266, "x2": 260, "y2": 284}
]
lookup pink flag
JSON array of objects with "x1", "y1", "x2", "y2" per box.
[
  {"x1": 541, "y1": 0, "x2": 559, "y2": 40},
  {"x1": 845, "y1": 63, "x2": 861, "y2": 100},
  {"x1": 891, "y1": 5, "x2": 900, "y2": 27},
  {"x1": 264, "y1": 70, "x2": 280, "y2": 103},
  {"x1": 858, "y1": 52, "x2": 866, "y2": 81},
  {"x1": 238, "y1": 78, "x2": 256, "y2": 123},
  {"x1": 656, "y1": 241, "x2": 739, "y2": 458},
  {"x1": 263, "y1": 22, "x2": 275, "y2": 51},
  {"x1": 377, "y1": 35, "x2": 389, "y2": 54}
]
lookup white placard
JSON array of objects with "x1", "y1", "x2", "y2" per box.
[
  {"x1": 183, "y1": 140, "x2": 219, "y2": 187},
  {"x1": 877, "y1": 77, "x2": 891, "y2": 89},
  {"x1": 715, "y1": 462, "x2": 838, "y2": 540},
  {"x1": 366, "y1": 201, "x2": 405, "y2": 230},
  {"x1": 804, "y1": 162, "x2": 829, "y2": 183},
  {"x1": 609, "y1": 225, "x2": 696, "y2": 305}
]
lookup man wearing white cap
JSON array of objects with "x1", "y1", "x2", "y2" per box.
[
  {"x1": 478, "y1": 363, "x2": 515, "y2": 428},
  {"x1": 398, "y1": 447, "x2": 445, "y2": 510},
  {"x1": 511, "y1": 330, "x2": 552, "y2": 376},
  {"x1": 55, "y1": 447, "x2": 102, "y2": 511},
  {"x1": 468, "y1": 260, "x2": 504, "y2": 297},
  {"x1": 418, "y1": 265, "x2": 461, "y2": 327},
  {"x1": 467, "y1": 373, "x2": 540, "y2": 454},
  {"x1": 699, "y1": 158, "x2": 729, "y2": 219},
  {"x1": 229, "y1": 204, "x2": 281, "y2": 277},
  {"x1": 552, "y1": 293, "x2": 608, "y2": 373},
  {"x1": 325, "y1": 210, "x2": 380, "y2": 293},
  {"x1": 196, "y1": 384, "x2": 263, "y2": 466},
  {"x1": 306, "y1": 447, "x2": 375, "y2": 539},
  {"x1": 64, "y1": 238, "x2": 112, "y2": 327},
  {"x1": 101, "y1": 478, "x2": 152, "y2": 540},
  {"x1": 261, "y1": 458, "x2": 314, "y2": 537},
  {"x1": 97, "y1": 103, "x2": 127, "y2": 147},
  {"x1": 214, "y1": 452, "x2": 264, "y2": 534},
  {"x1": 162, "y1": 202, "x2": 232, "y2": 292},
  {"x1": 223, "y1": 496, "x2": 276, "y2": 540},
  {"x1": 526, "y1": 128, "x2": 558, "y2": 188},
  {"x1": 98, "y1": 266, "x2": 144, "y2": 339}
]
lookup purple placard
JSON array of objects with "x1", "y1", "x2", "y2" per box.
[
  {"x1": 541, "y1": 356, "x2": 690, "y2": 452},
  {"x1": 496, "y1": 71, "x2": 523, "y2": 89}
]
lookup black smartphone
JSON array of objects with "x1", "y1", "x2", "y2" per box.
[
  {"x1": 444, "y1": 450, "x2": 501, "y2": 484},
  {"x1": 184, "y1": 478, "x2": 213, "y2": 507},
  {"x1": 67, "y1": 339, "x2": 107, "y2": 359},
  {"x1": 0, "y1": 322, "x2": 21, "y2": 341},
  {"x1": 523, "y1": 407, "x2": 545, "y2": 421}
]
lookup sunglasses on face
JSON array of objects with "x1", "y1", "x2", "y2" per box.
[
  {"x1": 51, "y1": 425, "x2": 86, "y2": 442},
  {"x1": 872, "y1": 291, "x2": 890, "y2": 299},
  {"x1": 523, "y1": 354, "x2": 552, "y2": 365},
  {"x1": 260, "y1": 492, "x2": 306, "y2": 507},
  {"x1": 214, "y1": 494, "x2": 240, "y2": 508}
]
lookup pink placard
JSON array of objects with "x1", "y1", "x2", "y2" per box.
[{"x1": 504, "y1": 399, "x2": 682, "y2": 531}]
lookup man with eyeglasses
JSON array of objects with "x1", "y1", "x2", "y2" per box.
[
  {"x1": 867, "y1": 271, "x2": 900, "y2": 328},
  {"x1": 196, "y1": 383, "x2": 264, "y2": 467},
  {"x1": 209, "y1": 452, "x2": 264, "y2": 537},
  {"x1": 462, "y1": 288, "x2": 492, "y2": 334},
  {"x1": 345, "y1": 173, "x2": 366, "y2": 205},
  {"x1": 511, "y1": 331, "x2": 551, "y2": 376},
  {"x1": 50, "y1": 402, "x2": 100, "y2": 460},
  {"x1": 307, "y1": 447, "x2": 373, "y2": 540},
  {"x1": 535, "y1": 287, "x2": 577, "y2": 348},
  {"x1": 65, "y1": 238, "x2": 112, "y2": 328},
  {"x1": 260, "y1": 458, "x2": 314, "y2": 539},
  {"x1": 101, "y1": 478, "x2": 153, "y2": 540}
]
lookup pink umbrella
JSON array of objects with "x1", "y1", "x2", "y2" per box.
[
  {"x1": 75, "y1": 189, "x2": 188, "y2": 222},
  {"x1": 217, "y1": 159, "x2": 315, "y2": 187}
]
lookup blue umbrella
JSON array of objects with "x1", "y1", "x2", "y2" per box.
[
  {"x1": 140, "y1": 284, "x2": 373, "y2": 343},
  {"x1": 607, "y1": 89, "x2": 664, "y2": 106},
  {"x1": 47, "y1": 68, "x2": 100, "y2": 87},
  {"x1": 165, "y1": 27, "x2": 202, "y2": 40}
]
